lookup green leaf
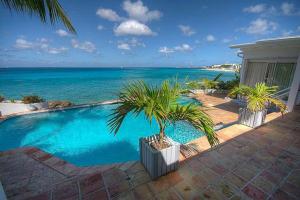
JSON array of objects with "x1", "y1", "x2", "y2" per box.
[{"x1": 1, "y1": 0, "x2": 76, "y2": 33}]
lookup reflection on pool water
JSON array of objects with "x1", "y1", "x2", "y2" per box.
[{"x1": 0, "y1": 100, "x2": 204, "y2": 166}]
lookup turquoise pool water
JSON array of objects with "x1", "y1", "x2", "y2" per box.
[{"x1": 0, "y1": 103, "x2": 204, "y2": 166}]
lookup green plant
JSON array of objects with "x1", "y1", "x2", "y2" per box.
[
  {"x1": 0, "y1": 95, "x2": 4, "y2": 102},
  {"x1": 0, "y1": 0, "x2": 76, "y2": 33},
  {"x1": 186, "y1": 80, "x2": 201, "y2": 90},
  {"x1": 201, "y1": 78, "x2": 219, "y2": 89},
  {"x1": 108, "y1": 80, "x2": 219, "y2": 148},
  {"x1": 185, "y1": 73, "x2": 223, "y2": 90},
  {"x1": 201, "y1": 73, "x2": 223, "y2": 89},
  {"x1": 229, "y1": 83, "x2": 286, "y2": 113},
  {"x1": 22, "y1": 95, "x2": 44, "y2": 104},
  {"x1": 218, "y1": 70, "x2": 240, "y2": 90},
  {"x1": 11, "y1": 99, "x2": 15, "y2": 103}
]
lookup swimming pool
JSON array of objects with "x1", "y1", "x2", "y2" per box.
[{"x1": 0, "y1": 103, "x2": 204, "y2": 166}]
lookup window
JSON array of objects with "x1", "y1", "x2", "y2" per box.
[{"x1": 244, "y1": 62, "x2": 296, "y2": 90}]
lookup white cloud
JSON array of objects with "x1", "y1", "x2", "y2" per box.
[
  {"x1": 15, "y1": 38, "x2": 68, "y2": 54},
  {"x1": 47, "y1": 47, "x2": 68, "y2": 54},
  {"x1": 96, "y1": 8, "x2": 123, "y2": 21},
  {"x1": 114, "y1": 20, "x2": 155, "y2": 36},
  {"x1": 128, "y1": 38, "x2": 145, "y2": 47},
  {"x1": 96, "y1": 1, "x2": 160, "y2": 37},
  {"x1": 117, "y1": 38, "x2": 145, "y2": 51},
  {"x1": 178, "y1": 25, "x2": 196, "y2": 36},
  {"x1": 71, "y1": 39, "x2": 96, "y2": 53},
  {"x1": 158, "y1": 43, "x2": 193, "y2": 56},
  {"x1": 281, "y1": 2, "x2": 295, "y2": 15},
  {"x1": 38, "y1": 38, "x2": 48, "y2": 43},
  {"x1": 174, "y1": 44, "x2": 193, "y2": 51},
  {"x1": 206, "y1": 35, "x2": 215, "y2": 42},
  {"x1": 158, "y1": 46, "x2": 174, "y2": 55},
  {"x1": 97, "y1": 25, "x2": 104, "y2": 30},
  {"x1": 55, "y1": 29, "x2": 70, "y2": 37},
  {"x1": 122, "y1": 0, "x2": 162, "y2": 23},
  {"x1": 242, "y1": 18, "x2": 277, "y2": 35},
  {"x1": 15, "y1": 38, "x2": 34, "y2": 49},
  {"x1": 243, "y1": 4, "x2": 266, "y2": 13},
  {"x1": 117, "y1": 43, "x2": 131, "y2": 50}
]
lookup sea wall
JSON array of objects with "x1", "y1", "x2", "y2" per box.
[{"x1": 0, "y1": 102, "x2": 48, "y2": 116}]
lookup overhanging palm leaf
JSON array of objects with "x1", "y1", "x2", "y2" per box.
[
  {"x1": 108, "y1": 80, "x2": 219, "y2": 147},
  {"x1": 213, "y1": 73, "x2": 223, "y2": 81},
  {"x1": 169, "y1": 104, "x2": 218, "y2": 146},
  {"x1": 1, "y1": 0, "x2": 76, "y2": 33}
]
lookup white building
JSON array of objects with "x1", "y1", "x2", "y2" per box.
[{"x1": 231, "y1": 36, "x2": 300, "y2": 112}]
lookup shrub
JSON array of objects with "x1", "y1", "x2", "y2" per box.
[
  {"x1": 218, "y1": 70, "x2": 240, "y2": 91},
  {"x1": 22, "y1": 96, "x2": 44, "y2": 104},
  {"x1": 48, "y1": 101, "x2": 72, "y2": 109},
  {"x1": 0, "y1": 95, "x2": 4, "y2": 102}
]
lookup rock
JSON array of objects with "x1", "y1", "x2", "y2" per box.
[{"x1": 48, "y1": 101, "x2": 73, "y2": 109}]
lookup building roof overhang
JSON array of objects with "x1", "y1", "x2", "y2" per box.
[{"x1": 230, "y1": 36, "x2": 300, "y2": 50}]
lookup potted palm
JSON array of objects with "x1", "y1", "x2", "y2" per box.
[
  {"x1": 229, "y1": 83, "x2": 286, "y2": 128},
  {"x1": 108, "y1": 80, "x2": 219, "y2": 179},
  {"x1": 201, "y1": 73, "x2": 223, "y2": 94},
  {"x1": 185, "y1": 73, "x2": 223, "y2": 94}
]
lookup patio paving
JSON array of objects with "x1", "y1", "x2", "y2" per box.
[
  {"x1": 194, "y1": 93, "x2": 240, "y2": 125},
  {"x1": 0, "y1": 106, "x2": 299, "y2": 200}
]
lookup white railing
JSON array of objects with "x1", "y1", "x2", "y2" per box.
[{"x1": 271, "y1": 87, "x2": 290, "y2": 100}]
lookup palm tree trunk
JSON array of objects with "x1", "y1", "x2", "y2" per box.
[{"x1": 158, "y1": 121, "x2": 165, "y2": 146}]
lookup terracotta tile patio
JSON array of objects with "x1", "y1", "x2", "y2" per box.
[
  {"x1": 0, "y1": 106, "x2": 299, "y2": 200},
  {"x1": 194, "y1": 93, "x2": 240, "y2": 125}
]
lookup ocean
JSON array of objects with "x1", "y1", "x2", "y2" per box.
[{"x1": 0, "y1": 68, "x2": 235, "y2": 104}]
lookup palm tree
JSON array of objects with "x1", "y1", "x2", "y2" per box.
[
  {"x1": 201, "y1": 73, "x2": 223, "y2": 89},
  {"x1": 108, "y1": 80, "x2": 219, "y2": 148},
  {"x1": 185, "y1": 73, "x2": 223, "y2": 90},
  {"x1": 0, "y1": 0, "x2": 76, "y2": 33},
  {"x1": 229, "y1": 82, "x2": 286, "y2": 113}
]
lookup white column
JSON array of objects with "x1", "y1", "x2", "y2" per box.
[
  {"x1": 240, "y1": 59, "x2": 247, "y2": 85},
  {"x1": 287, "y1": 54, "x2": 300, "y2": 112}
]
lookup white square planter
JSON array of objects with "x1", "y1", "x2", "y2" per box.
[
  {"x1": 204, "y1": 89, "x2": 217, "y2": 94},
  {"x1": 238, "y1": 108, "x2": 267, "y2": 128},
  {"x1": 139, "y1": 134, "x2": 180, "y2": 180}
]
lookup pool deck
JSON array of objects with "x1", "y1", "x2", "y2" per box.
[
  {"x1": 194, "y1": 93, "x2": 240, "y2": 125},
  {"x1": 1, "y1": 104, "x2": 299, "y2": 200}
]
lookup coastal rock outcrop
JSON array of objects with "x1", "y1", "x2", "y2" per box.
[{"x1": 48, "y1": 101, "x2": 73, "y2": 109}]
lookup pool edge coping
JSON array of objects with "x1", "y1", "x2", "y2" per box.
[{"x1": 0, "y1": 99, "x2": 120, "y2": 123}]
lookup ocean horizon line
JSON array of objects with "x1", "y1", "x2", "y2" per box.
[{"x1": 0, "y1": 66, "x2": 208, "y2": 69}]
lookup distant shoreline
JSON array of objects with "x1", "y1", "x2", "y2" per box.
[{"x1": 200, "y1": 68, "x2": 237, "y2": 72}]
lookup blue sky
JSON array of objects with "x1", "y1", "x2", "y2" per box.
[{"x1": 0, "y1": 0, "x2": 299, "y2": 68}]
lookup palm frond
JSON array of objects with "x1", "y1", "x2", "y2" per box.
[
  {"x1": 230, "y1": 82, "x2": 287, "y2": 113},
  {"x1": 228, "y1": 84, "x2": 251, "y2": 98},
  {"x1": 169, "y1": 104, "x2": 219, "y2": 146},
  {"x1": 1, "y1": 0, "x2": 76, "y2": 33},
  {"x1": 213, "y1": 73, "x2": 223, "y2": 81},
  {"x1": 266, "y1": 97, "x2": 287, "y2": 114}
]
